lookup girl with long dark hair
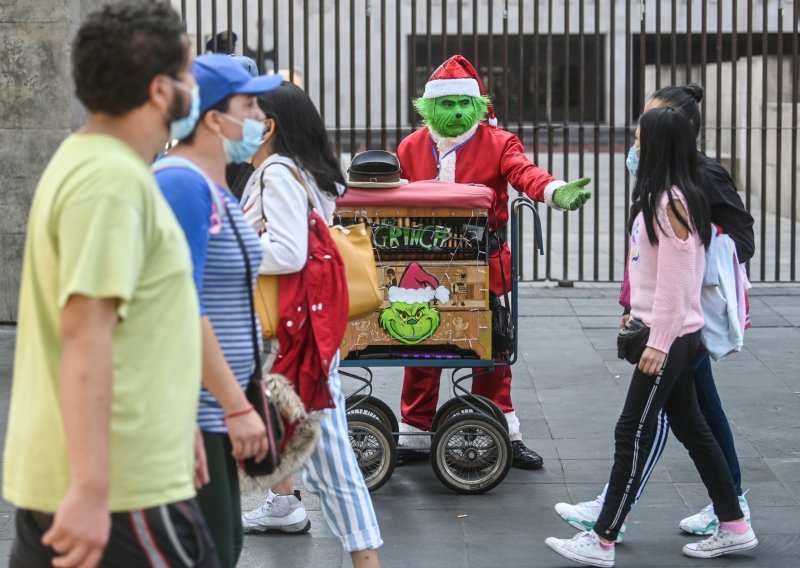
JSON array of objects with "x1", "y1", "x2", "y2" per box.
[
  {"x1": 555, "y1": 83, "x2": 755, "y2": 542},
  {"x1": 545, "y1": 107, "x2": 757, "y2": 566},
  {"x1": 238, "y1": 82, "x2": 382, "y2": 568}
]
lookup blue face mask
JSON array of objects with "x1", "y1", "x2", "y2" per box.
[
  {"x1": 169, "y1": 83, "x2": 200, "y2": 141},
  {"x1": 626, "y1": 145, "x2": 639, "y2": 178},
  {"x1": 218, "y1": 115, "x2": 265, "y2": 164}
]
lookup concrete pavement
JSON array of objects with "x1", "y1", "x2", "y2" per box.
[{"x1": 2, "y1": 284, "x2": 799, "y2": 567}]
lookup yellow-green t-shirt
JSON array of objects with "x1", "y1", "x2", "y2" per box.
[{"x1": 3, "y1": 134, "x2": 201, "y2": 512}]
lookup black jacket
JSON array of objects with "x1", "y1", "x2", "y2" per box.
[{"x1": 696, "y1": 152, "x2": 755, "y2": 264}]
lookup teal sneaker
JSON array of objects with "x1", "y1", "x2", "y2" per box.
[
  {"x1": 679, "y1": 493, "x2": 751, "y2": 537},
  {"x1": 554, "y1": 497, "x2": 626, "y2": 543}
]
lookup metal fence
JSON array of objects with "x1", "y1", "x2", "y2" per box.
[{"x1": 174, "y1": 0, "x2": 800, "y2": 283}]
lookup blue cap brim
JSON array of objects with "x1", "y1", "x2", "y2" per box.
[{"x1": 234, "y1": 74, "x2": 283, "y2": 96}]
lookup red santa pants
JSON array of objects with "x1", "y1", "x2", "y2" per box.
[{"x1": 401, "y1": 244, "x2": 514, "y2": 430}]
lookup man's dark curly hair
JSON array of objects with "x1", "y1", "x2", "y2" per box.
[{"x1": 72, "y1": 0, "x2": 188, "y2": 116}]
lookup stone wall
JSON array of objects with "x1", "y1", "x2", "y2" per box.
[{"x1": 0, "y1": 0, "x2": 105, "y2": 322}]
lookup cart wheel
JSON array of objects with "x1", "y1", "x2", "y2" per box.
[
  {"x1": 345, "y1": 395, "x2": 399, "y2": 438},
  {"x1": 431, "y1": 395, "x2": 509, "y2": 433},
  {"x1": 347, "y1": 413, "x2": 397, "y2": 492},
  {"x1": 430, "y1": 412, "x2": 512, "y2": 494}
]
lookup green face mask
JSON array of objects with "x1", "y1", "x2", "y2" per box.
[{"x1": 414, "y1": 95, "x2": 488, "y2": 138}]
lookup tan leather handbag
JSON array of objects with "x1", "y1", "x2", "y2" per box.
[
  {"x1": 255, "y1": 164, "x2": 382, "y2": 339},
  {"x1": 329, "y1": 222, "x2": 383, "y2": 320}
]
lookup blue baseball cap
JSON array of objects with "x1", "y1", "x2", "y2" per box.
[{"x1": 193, "y1": 54, "x2": 283, "y2": 114}]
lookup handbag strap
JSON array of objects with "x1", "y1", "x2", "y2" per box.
[
  {"x1": 223, "y1": 202, "x2": 263, "y2": 381},
  {"x1": 260, "y1": 161, "x2": 317, "y2": 223}
]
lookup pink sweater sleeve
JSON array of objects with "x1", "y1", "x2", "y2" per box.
[{"x1": 646, "y1": 206, "x2": 704, "y2": 353}]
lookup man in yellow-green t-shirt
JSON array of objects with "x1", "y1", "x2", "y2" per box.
[{"x1": 3, "y1": 2, "x2": 220, "y2": 566}]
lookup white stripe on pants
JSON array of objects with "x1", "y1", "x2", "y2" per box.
[{"x1": 301, "y1": 354, "x2": 383, "y2": 552}]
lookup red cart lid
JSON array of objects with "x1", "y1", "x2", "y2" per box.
[{"x1": 337, "y1": 180, "x2": 495, "y2": 209}]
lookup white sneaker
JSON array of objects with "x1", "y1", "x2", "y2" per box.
[
  {"x1": 682, "y1": 526, "x2": 758, "y2": 558},
  {"x1": 398, "y1": 422, "x2": 430, "y2": 451},
  {"x1": 241, "y1": 490, "x2": 311, "y2": 534},
  {"x1": 679, "y1": 493, "x2": 751, "y2": 536},
  {"x1": 545, "y1": 531, "x2": 615, "y2": 567},
  {"x1": 554, "y1": 497, "x2": 626, "y2": 543}
]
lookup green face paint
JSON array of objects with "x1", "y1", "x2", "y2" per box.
[{"x1": 414, "y1": 95, "x2": 489, "y2": 138}]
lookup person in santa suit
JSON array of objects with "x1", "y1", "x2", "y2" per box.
[{"x1": 397, "y1": 54, "x2": 592, "y2": 470}]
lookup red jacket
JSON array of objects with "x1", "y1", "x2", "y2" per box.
[{"x1": 397, "y1": 123, "x2": 558, "y2": 231}]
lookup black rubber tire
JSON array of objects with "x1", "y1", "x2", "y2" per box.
[
  {"x1": 430, "y1": 412, "x2": 512, "y2": 494},
  {"x1": 431, "y1": 394, "x2": 509, "y2": 433},
  {"x1": 345, "y1": 394, "x2": 399, "y2": 438},
  {"x1": 346, "y1": 413, "x2": 397, "y2": 493}
]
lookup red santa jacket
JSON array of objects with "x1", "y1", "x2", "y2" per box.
[{"x1": 397, "y1": 122, "x2": 560, "y2": 231}]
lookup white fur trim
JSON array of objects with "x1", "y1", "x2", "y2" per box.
[
  {"x1": 428, "y1": 123, "x2": 480, "y2": 183},
  {"x1": 544, "y1": 180, "x2": 567, "y2": 211},
  {"x1": 388, "y1": 286, "x2": 435, "y2": 304},
  {"x1": 488, "y1": 117, "x2": 498, "y2": 126},
  {"x1": 423, "y1": 78, "x2": 481, "y2": 98},
  {"x1": 434, "y1": 286, "x2": 450, "y2": 304},
  {"x1": 504, "y1": 411, "x2": 522, "y2": 441}
]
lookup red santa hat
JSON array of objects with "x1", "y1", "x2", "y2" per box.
[
  {"x1": 422, "y1": 54, "x2": 497, "y2": 127},
  {"x1": 388, "y1": 263, "x2": 450, "y2": 305}
]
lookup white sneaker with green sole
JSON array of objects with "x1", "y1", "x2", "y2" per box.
[
  {"x1": 679, "y1": 493, "x2": 751, "y2": 536},
  {"x1": 554, "y1": 497, "x2": 626, "y2": 544}
]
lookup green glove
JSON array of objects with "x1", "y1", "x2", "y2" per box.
[{"x1": 552, "y1": 177, "x2": 592, "y2": 211}]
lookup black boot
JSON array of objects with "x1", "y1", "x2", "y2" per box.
[{"x1": 511, "y1": 440, "x2": 544, "y2": 470}]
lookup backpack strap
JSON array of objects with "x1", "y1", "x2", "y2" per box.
[{"x1": 153, "y1": 155, "x2": 225, "y2": 234}]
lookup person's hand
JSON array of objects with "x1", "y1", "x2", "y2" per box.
[
  {"x1": 42, "y1": 485, "x2": 110, "y2": 568},
  {"x1": 225, "y1": 409, "x2": 268, "y2": 463},
  {"x1": 194, "y1": 427, "x2": 210, "y2": 490},
  {"x1": 620, "y1": 313, "x2": 631, "y2": 329},
  {"x1": 553, "y1": 177, "x2": 592, "y2": 211},
  {"x1": 638, "y1": 347, "x2": 666, "y2": 376}
]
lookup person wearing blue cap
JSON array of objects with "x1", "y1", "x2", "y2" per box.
[{"x1": 154, "y1": 53, "x2": 282, "y2": 568}]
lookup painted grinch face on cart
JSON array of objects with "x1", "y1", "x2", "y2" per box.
[
  {"x1": 379, "y1": 301, "x2": 441, "y2": 345},
  {"x1": 414, "y1": 94, "x2": 489, "y2": 138},
  {"x1": 378, "y1": 263, "x2": 451, "y2": 345}
]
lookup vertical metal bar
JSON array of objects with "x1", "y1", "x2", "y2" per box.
[
  {"x1": 426, "y1": 0, "x2": 432, "y2": 74},
  {"x1": 655, "y1": 0, "x2": 661, "y2": 90},
  {"x1": 273, "y1": 0, "x2": 279, "y2": 73},
  {"x1": 380, "y1": 0, "x2": 386, "y2": 149},
  {"x1": 670, "y1": 0, "x2": 676, "y2": 85},
  {"x1": 532, "y1": 0, "x2": 540, "y2": 281},
  {"x1": 562, "y1": 0, "x2": 570, "y2": 282},
  {"x1": 196, "y1": 0, "x2": 203, "y2": 56},
  {"x1": 442, "y1": 0, "x2": 447, "y2": 61},
  {"x1": 545, "y1": 0, "x2": 553, "y2": 280},
  {"x1": 457, "y1": 0, "x2": 463, "y2": 55},
  {"x1": 365, "y1": 0, "x2": 372, "y2": 149},
  {"x1": 502, "y1": 0, "x2": 509, "y2": 129},
  {"x1": 349, "y1": 0, "x2": 355, "y2": 154},
  {"x1": 181, "y1": 0, "x2": 187, "y2": 24},
  {"x1": 288, "y1": 0, "x2": 295, "y2": 83},
  {"x1": 303, "y1": 0, "x2": 309, "y2": 90},
  {"x1": 488, "y1": 0, "x2": 494, "y2": 94},
  {"x1": 623, "y1": 0, "x2": 630, "y2": 276},
  {"x1": 608, "y1": 0, "x2": 616, "y2": 281},
  {"x1": 335, "y1": 0, "x2": 341, "y2": 155},
  {"x1": 716, "y1": 0, "x2": 723, "y2": 160},
  {"x1": 319, "y1": 0, "x2": 326, "y2": 121},
  {"x1": 211, "y1": 0, "x2": 218, "y2": 52},
  {"x1": 517, "y1": 0, "x2": 525, "y2": 279},
  {"x1": 775, "y1": 1, "x2": 784, "y2": 280},
  {"x1": 411, "y1": 0, "x2": 417, "y2": 110},
  {"x1": 595, "y1": 0, "x2": 603, "y2": 281},
  {"x1": 256, "y1": 0, "x2": 263, "y2": 73},
  {"x1": 791, "y1": 0, "x2": 799, "y2": 280},
  {"x1": 395, "y1": 0, "x2": 401, "y2": 148},
  {"x1": 577, "y1": 0, "x2": 585, "y2": 281},
  {"x1": 760, "y1": 0, "x2": 768, "y2": 280},
  {"x1": 700, "y1": 0, "x2": 707, "y2": 152},
  {"x1": 241, "y1": 0, "x2": 247, "y2": 59},
  {"x1": 731, "y1": 0, "x2": 738, "y2": 206},
  {"x1": 227, "y1": 0, "x2": 232, "y2": 53},
  {"x1": 473, "y1": 0, "x2": 478, "y2": 63},
  {"x1": 686, "y1": 0, "x2": 693, "y2": 83},
  {"x1": 745, "y1": 0, "x2": 753, "y2": 276},
  {"x1": 638, "y1": 2, "x2": 645, "y2": 125}
]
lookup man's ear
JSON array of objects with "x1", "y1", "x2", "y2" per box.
[{"x1": 149, "y1": 75, "x2": 173, "y2": 115}]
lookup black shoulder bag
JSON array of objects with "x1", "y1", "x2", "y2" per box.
[
  {"x1": 224, "y1": 204, "x2": 285, "y2": 477},
  {"x1": 617, "y1": 317, "x2": 651, "y2": 365},
  {"x1": 491, "y1": 239, "x2": 515, "y2": 357}
]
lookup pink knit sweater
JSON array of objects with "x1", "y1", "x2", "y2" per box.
[{"x1": 628, "y1": 187, "x2": 705, "y2": 353}]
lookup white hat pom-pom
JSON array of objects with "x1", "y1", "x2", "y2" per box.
[{"x1": 434, "y1": 286, "x2": 450, "y2": 304}]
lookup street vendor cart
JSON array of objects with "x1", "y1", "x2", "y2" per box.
[{"x1": 335, "y1": 180, "x2": 542, "y2": 494}]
